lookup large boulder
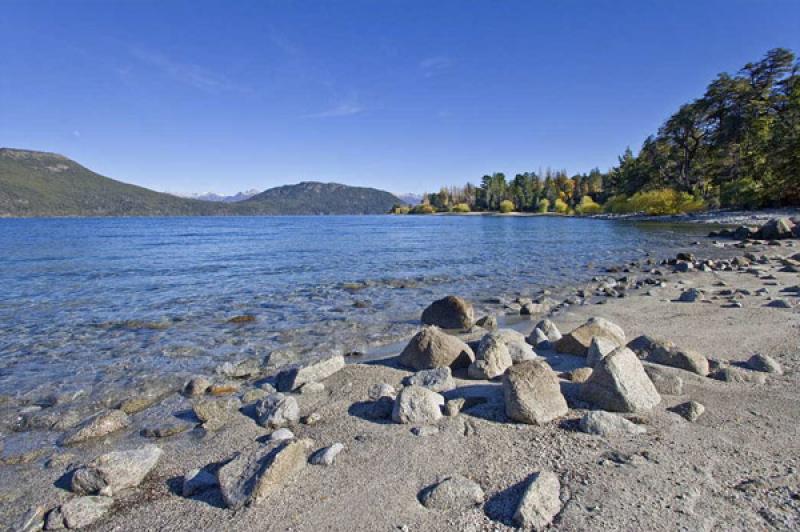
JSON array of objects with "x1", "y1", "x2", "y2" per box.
[
  {"x1": 217, "y1": 439, "x2": 313, "y2": 510},
  {"x1": 628, "y1": 336, "x2": 709, "y2": 376},
  {"x1": 503, "y1": 360, "x2": 568, "y2": 425},
  {"x1": 48, "y1": 496, "x2": 114, "y2": 530},
  {"x1": 398, "y1": 326, "x2": 475, "y2": 370},
  {"x1": 747, "y1": 353, "x2": 783, "y2": 375},
  {"x1": 275, "y1": 354, "x2": 345, "y2": 392},
  {"x1": 59, "y1": 409, "x2": 131, "y2": 446},
  {"x1": 255, "y1": 393, "x2": 300, "y2": 428},
  {"x1": 71, "y1": 445, "x2": 163, "y2": 496},
  {"x1": 421, "y1": 296, "x2": 475, "y2": 329},
  {"x1": 391, "y1": 385, "x2": 444, "y2": 425},
  {"x1": 419, "y1": 474, "x2": 485, "y2": 510},
  {"x1": 581, "y1": 347, "x2": 661, "y2": 413},
  {"x1": 555, "y1": 317, "x2": 625, "y2": 357},
  {"x1": 756, "y1": 218, "x2": 795, "y2": 240},
  {"x1": 513, "y1": 471, "x2": 562, "y2": 530},
  {"x1": 586, "y1": 337, "x2": 618, "y2": 368},
  {"x1": 468, "y1": 334, "x2": 513, "y2": 380},
  {"x1": 488, "y1": 329, "x2": 538, "y2": 363}
]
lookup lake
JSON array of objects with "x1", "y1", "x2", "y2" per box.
[{"x1": 0, "y1": 215, "x2": 710, "y2": 400}]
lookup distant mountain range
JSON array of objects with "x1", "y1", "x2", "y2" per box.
[
  {"x1": 0, "y1": 148, "x2": 402, "y2": 217},
  {"x1": 180, "y1": 190, "x2": 261, "y2": 202},
  {"x1": 397, "y1": 193, "x2": 423, "y2": 205}
]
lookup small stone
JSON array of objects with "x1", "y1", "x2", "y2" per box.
[
  {"x1": 405, "y1": 367, "x2": 456, "y2": 393},
  {"x1": 59, "y1": 409, "x2": 131, "y2": 446},
  {"x1": 301, "y1": 412, "x2": 322, "y2": 425},
  {"x1": 217, "y1": 439, "x2": 313, "y2": 509},
  {"x1": 275, "y1": 354, "x2": 345, "y2": 392},
  {"x1": 513, "y1": 471, "x2": 562, "y2": 530},
  {"x1": 503, "y1": 360, "x2": 568, "y2": 425},
  {"x1": 712, "y1": 367, "x2": 767, "y2": 384},
  {"x1": 677, "y1": 288, "x2": 704, "y2": 302},
  {"x1": 533, "y1": 319, "x2": 562, "y2": 344},
  {"x1": 269, "y1": 428, "x2": 295, "y2": 442},
  {"x1": 218, "y1": 358, "x2": 262, "y2": 379},
  {"x1": 192, "y1": 397, "x2": 241, "y2": 431},
  {"x1": 241, "y1": 388, "x2": 269, "y2": 403},
  {"x1": 255, "y1": 393, "x2": 299, "y2": 428},
  {"x1": 766, "y1": 299, "x2": 792, "y2": 309},
  {"x1": 579, "y1": 411, "x2": 646, "y2": 436},
  {"x1": 411, "y1": 425, "x2": 440, "y2": 437},
  {"x1": 419, "y1": 474, "x2": 484, "y2": 510},
  {"x1": 183, "y1": 377, "x2": 211, "y2": 397},
  {"x1": 368, "y1": 383, "x2": 396, "y2": 401},
  {"x1": 207, "y1": 382, "x2": 241, "y2": 396},
  {"x1": 140, "y1": 422, "x2": 192, "y2": 439},
  {"x1": 182, "y1": 468, "x2": 218, "y2": 497},
  {"x1": 71, "y1": 445, "x2": 163, "y2": 496},
  {"x1": 57, "y1": 496, "x2": 114, "y2": 529},
  {"x1": 670, "y1": 400, "x2": 705, "y2": 422},
  {"x1": 391, "y1": 385, "x2": 444, "y2": 425},
  {"x1": 309, "y1": 443, "x2": 344, "y2": 466},
  {"x1": 747, "y1": 354, "x2": 783, "y2": 375}
]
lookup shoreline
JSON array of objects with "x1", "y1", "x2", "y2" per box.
[{"x1": 2, "y1": 221, "x2": 799, "y2": 530}]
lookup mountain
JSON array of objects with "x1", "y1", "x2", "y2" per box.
[
  {"x1": 0, "y1": 148, "x2": 223, "y2": 217},
  {"x1": 235, "y1": 181, "x2": 402, "y2": 215},
  {"x1": 396, "y1": 193, "x2": 423, "y2": 205},
  {"x1": 0, "y1": 148, "x2": 401, "y2": 217},
  {"x1": 181, "y1": 189, "x2": 261, "y2": 202}
]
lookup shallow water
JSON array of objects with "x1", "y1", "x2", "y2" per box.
[{"x1": 0, "y1": 215, "x2": 710, "y2": 400}]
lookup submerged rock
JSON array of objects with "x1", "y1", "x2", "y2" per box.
[
  {"x1": 59, "y1": 409, "x2": 131, "y2": 446},
  {"x1": 513, "y1": 471, "x2": 562, "y2": 530},
  {"x1": 555, "y1": 317, "x2": 625, "y2": 356},
  {"x1": 71, "y1": 445, "x2": 163, "y2": 496},
  {"x1": 217, "y1": 439, "x2": 313, "y2": 510},
  {"x1": 192, "y1": 397, "x2": 241, "y2": 431},
  {"x1": 399, "y1": 326, "x2": 475, "y2": 370},
  {"x1": 503, "y1": 360, "x2": 567, "y2": 425},
  {"x1": 183, "y1": 376, "x2": 211, "y2": 397},
  {"x1": 419, "y1": 474, "x2": 485, "y2": 510},
  {"x1": 391, "y1": 385, "x2": 444, "y2": 425},
  {"x1": 421, "y1": 295, "x2": 475, "y2": 329},
  {"x1": 581, "y1": 347, "x2": 661, "y2": 413}
]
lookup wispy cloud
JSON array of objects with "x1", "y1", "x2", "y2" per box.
[
  {"x1": 419, "y1": 55, "x2": 452, "y2": 77},
  {"x1": 130, "y1": 47, "x2": 244, "y2": 93},
  {"x1": 306, "y1": 102, "x2": 364, "y2": 119}
]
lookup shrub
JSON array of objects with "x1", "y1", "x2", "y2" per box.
[
  {"x1": 498, "y1": 200, "x2": 515, "y2": 213},
  {"x1": 410, "y1": 204, "x2": 435, "y2": 214},
  {"x1": 537, "y1": 198, "x2": 550, "y2": 213},
  {"x1": 575, "y1": 196, "x2": 602, "y2": 215},
  {"x1": 452, "y1": 203, "x2": 471, "y2": 213},
  {"x1": 553, "y1": 198, "x2": 569, "y2": 214},
  {"x1": 720, "y1": 178, "x2": 765, "y2": 209},
  {"x1": 604, "y1": 188, "x2": 706, "y2": 215}
]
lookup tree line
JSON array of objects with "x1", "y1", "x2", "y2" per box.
[{"x1": 394, "y1": 48, "x2": 800, "y2": 215}]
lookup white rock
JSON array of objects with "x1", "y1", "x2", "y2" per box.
[
  {"x1": 391, "y1": 385, "x2": 444, "y2": 425},
  {"x1": 579, "y1": 411, "x2": 646, "y2": 436},
  {"x1": 309, "y1": 443, "x2": 344, "y2": 466},
  {"x1": 513, "y1": 471, "x2": 562, "y2": 530}
]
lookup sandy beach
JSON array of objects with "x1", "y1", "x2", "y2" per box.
[{"x1": 2, "y1": 219, "x2": 799, "y2": 531}]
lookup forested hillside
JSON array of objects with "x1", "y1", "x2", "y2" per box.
[{"x1": 404, "y1": 48, "x2": 800, "y2": 215}]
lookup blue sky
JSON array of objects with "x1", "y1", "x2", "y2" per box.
[{"x1": 2, "y1": 1, "x2": 799, "y2": 195}]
